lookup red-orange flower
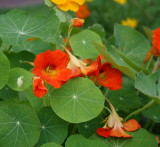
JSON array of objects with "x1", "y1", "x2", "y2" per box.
[
  {"x1": 76, "y1": 4, "x2": 90, "y2": 19},
  {"x1": 33, "y1": 76, "x2": 48, "y2": 98},
  {"x1": 33, "y1": 50, "x2": 72, "y2": 88},
  {"x1": 96, "y1": 98, "x2": 141, "y2": 138},
  {"x1": 89, "y1": 58, "x2": 122, "y2": 90}
]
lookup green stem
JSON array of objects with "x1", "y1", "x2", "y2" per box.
[
  {"x1": 65, "y1": 24, "x2": 73, "y2": 48},
  {"x1": 146, "y1": 55, "x2": 153, "y2": 71},
  {"x1": 124, "y1": 100, "x2": 156, "y2": 121}
]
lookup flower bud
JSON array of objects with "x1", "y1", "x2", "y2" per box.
[{"x1": 71, "y1": 18, "x2": 84, "y2": 27}]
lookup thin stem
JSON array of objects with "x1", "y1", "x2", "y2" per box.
[
  {"x1": 124, "y1": 100, "x2": 156, "y2": 121},
  {"x1": 65, "y1": 24, "x2": 73, "y2": 48},
  {"x1": 104, "y1": 88, "x2": 109, "y2": 97},
  {"x1": 104, "y1": 106, "x2": 112, "y2": 114}
]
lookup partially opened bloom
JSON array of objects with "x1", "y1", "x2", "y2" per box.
[
  {"x1": 71, "y1": 18, "x2": 85, "y2": 27},
  {"x1": 89, "y1": 58, "x2": 122, "y2": 90},
  {"x1": 33, "y1": 76, "x2": 48, "y2": 98},
  {"x1": 76, "y1": 4, "x2": 90, "y2": 19},
  {"x1": 51, "y1": 0, "x2": 85, "y2": 12},
  {"x1": 65, "y1": 48, "x2": 99, "y2": 77},
  {"x1": 97, "y1": 98, "x2": 141, "y2": 138},
  {"x1": 121, "y1": 18, "x2": 138, "y2": 28},
  {"x1": 33, "y1": 50, "x2": 72, "y2": 88}
]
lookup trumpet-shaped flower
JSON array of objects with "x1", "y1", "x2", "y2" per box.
[
  {"x1": 89, "y1": 58, "x2": 122, "y2": 90},
  {"x1": 76, "y1": 4, "x2": 91, "y2": 19},
  {"x1": 33, "y1": 76, "x2": 48, "y2": 98},
  {"x1": 33, "y1": 50, "x2": 72, "y2": 88},
  {"x1": 97, "y1": 98, "x2": 141, "y2": 138},
  {"x1": 121, "y1": 18, "x2": 138, "y2": 28}
]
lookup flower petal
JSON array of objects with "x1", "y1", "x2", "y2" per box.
[
  {"x1": 96, "y1": 128, "x2": 110, "y2": 138},
  {"x1": 33, "y1": 76, "x2": 48, "y2": 98},
  {"x1": 109, "y1": 121, "x2": 132, "y2": 138},
  {"x1": 123, "y1": 119, "x2": 141, "y2": 132}
]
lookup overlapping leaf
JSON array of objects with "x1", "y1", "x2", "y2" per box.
[{"x1": 50, "y1": 78, "x2": 105, "y2": 123}]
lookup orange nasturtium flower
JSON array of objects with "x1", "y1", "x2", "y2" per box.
[
  {"x1": 71, "y1": 18, "x2": 85, "y2": 27},
  {"x1": 97, "y1": 98, "x2": 141, "y2": 138},
  {"x1": 33, "y1": 49, "x2": 72, "y2": 89},
  {"x1": 76, "y1": 4, "x2": 91, "y2": 19},
  {"x1": 33, "y1": 76, "x2": 48, "y2": 98},
  {"x1": 51, "y1": 0, "x2": 85, "y2": 12},
  {"x1": 89, "y1": 57, "x2": 122, "y2": 90},
  {"x1": 121, "y1": 18, "x2": 138, "y2": 29}
]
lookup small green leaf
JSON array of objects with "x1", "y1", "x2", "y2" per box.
[
  {"x1": 7, "y1": 68, "x2": 33, "y2": 91},
  {"x1": 78, "y1": 115, "x2": 103, "y2": 138},
  {"x1": 65, "y1": 135, "x2": 106, "y2": 147},
  {"x1": 0, "y1": 9, "x2": 59, "y2": 45},
  {"x1": 0, "y1": 103, "x2": 41, "y2": 147},
  {"x1": 135, "y1": 71, "x2": 160, "y2": 103},
  {"x1": 70, "y1": 30, "x2": 103, "y2": 58},
  {"x1": 36, "y1": 107, "x2": 68, "y2": 146},
  {"x1": 50, "y1": 78, "x2": 105, "y2": 123},
  {"x1": 0, "y1": 50, "x2": 10, "y2": 89},
  {"x1": 143, "y1": 104, "x2": 160, "y2": 123}
]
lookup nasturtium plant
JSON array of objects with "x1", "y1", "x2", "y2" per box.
[{"x1": 0, "y1": 0, "x2": 160, "y2": 146}]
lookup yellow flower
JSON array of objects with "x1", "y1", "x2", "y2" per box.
[
  {"x1": 121, "y1": 18, "x2": 138, "y2": 28},
  {"x1": 51, "y1": 0, "x2": 86, "y2": 12},
  {"x1": 114, "y1": 0, "x2": 127, "y2": 5}
]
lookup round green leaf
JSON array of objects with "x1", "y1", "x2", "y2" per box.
[
  {"x1": 0, "y1": 50, "x2": 10, "y2": 89},
  {"x1": 50, "y1": 78, "x2": 105, "y2": 123},
  {"x1": 36, "y1": 107, "x2": 68, "y2": 146},
  {"x1": 7, "y1": 68, "x2": 33, "y2": 91},
  {"x1": 78, "y1": 115, "x2": 103, "y2": 138},
  {"x1": 143, "y1": 104, "x2": 160, "y2": 123},
  {"x1": 70, "y1": 30, "x2": 103, "y2": 58},
  {"x1": 0, "y1": 9, "x2": 59, "y2": 45},
  {"x1": 65, "y1": 135, "x2": 106, "y2": 147},
  {"x1": 108, "y1": 89, "x2": 141, "y2": 113},
  {"x1": 0, "y1": 103, "x2": 41, "y2": 147}
]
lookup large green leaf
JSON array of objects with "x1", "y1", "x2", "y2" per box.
[
  {"x1": 78, "y1": 115, "x2": 103, "y2": 138},
  {"x1": 50, "y1": 78, "x2": 105, "y2": 123},
  {"x1": 70, "y1": 30, "x2": 103, "y2": 59},
  {"x1": 0, "y1": 50, "x2": 10, "y2": 89},
  {"x1": 143, "y1": 104, "x2": 160, "y2": 123},
  {"x1": 36, "y1": 107, "x2": 68, "y2": 146},
  {"x1": 0, "y1": 103, "x2": 41, "y2": 147},
  {"x1": 108, "y1": 89, "x2": 142, "y2": 113},
  {"x1": 7, "y1": 68, "x2": 33, "y2": 91},
  {"x1": 65, "y1": 135, "x2": 106, "y2": 147},
  {"x1": 91, "y1": 129, "x2": 157, "y2": 147},
  {"x1": 135, "y1": 71, "x2": 160, "y2": 103},
  {"x1": 114, "y1": 24, "x2": 150, "y2": 66},
  {"x1": 0, "y1": 10, "x2": 59, "y2": 45},
  {"x1": 94, "y1": 43, "x2": 136, "y2": 79},
  {"x1": 12, "y1": 39, "x2": 54, "y2": 55}
]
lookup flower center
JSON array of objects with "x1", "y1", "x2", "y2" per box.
[{"x1": 43, "y1": 65, "x2": 58, "y2": 78}]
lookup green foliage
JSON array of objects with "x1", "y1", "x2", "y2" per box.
[
  {"x1": 50, "y1": 78, "x2": 105, "y2": 123},
  {"x1": 0, "y1": 103, "x2": 41, "y2": 147},
  {"x1": 70, "y1": 30, "x2": 103, "y2": 59}
]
